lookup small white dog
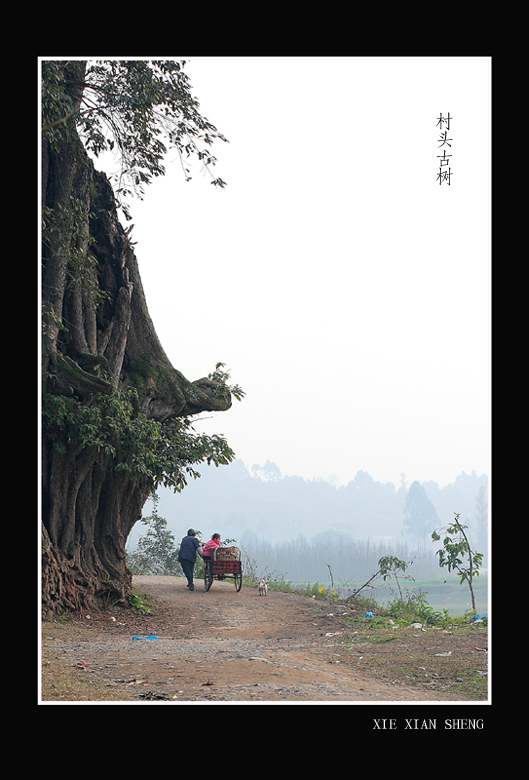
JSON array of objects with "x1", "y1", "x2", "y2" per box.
[{"x1": 258, "y1": 579, "x2": 268, "y2": 596}]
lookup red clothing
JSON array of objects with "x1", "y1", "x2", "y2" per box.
[{"x1": 202, "y1": 538, "x2": 220, "y2": 558}]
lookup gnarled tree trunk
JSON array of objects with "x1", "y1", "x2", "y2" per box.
[{"x1": 41, "y1": 63, "x2": 232, "y2": 616}]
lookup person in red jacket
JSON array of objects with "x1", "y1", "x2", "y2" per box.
[{"x1": 202, "y1": 533, "x2": 221, "y2": 571}]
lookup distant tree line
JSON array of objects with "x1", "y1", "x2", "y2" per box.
[
  {"x1": 130, "y1": 460, "x2": 488, "y2": 566},
  {"x1": 240, "y1": 532, "x2": 444, "y2": 588}
]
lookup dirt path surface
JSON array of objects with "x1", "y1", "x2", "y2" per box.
[{"x1": 41, "y1": 575, "x2": 487, "y2": 703}]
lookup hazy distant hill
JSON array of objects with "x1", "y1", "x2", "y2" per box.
[{"x1": 127, "y1": 459, "x2": 488, "y2": 553}]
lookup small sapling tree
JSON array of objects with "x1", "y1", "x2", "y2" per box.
[
  {"x1": 127, "y1": 493, "x2": 179, "y2": 575},
  {"x1": 346, "y1": 555, "x2": 412, "y2": 603},
  {"x1": 431, "y1": 512, "x2": 483, "y2": 612}
]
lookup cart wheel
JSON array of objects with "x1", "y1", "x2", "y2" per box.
[
  {"x1": 234, "y1": 572, "x2": 243, "y2": 592},
  {"x1": 204, "y1": 565, "x2": 213, "y2": 591}
]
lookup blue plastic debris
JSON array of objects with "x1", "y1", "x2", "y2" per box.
[
  {"x1": 132, "y1": 635, "x2": 159, "y2": 640},
  {"x1": 364, "y1": 612, "x2": 374, "y2": 618}
]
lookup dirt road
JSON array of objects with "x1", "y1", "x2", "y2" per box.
[{"x1": 41, "y1": 575, "x2": 485, "y2": 703}]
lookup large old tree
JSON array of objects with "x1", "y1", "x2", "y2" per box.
[{"x1": 41, "y1": 60, "x2": 242, "y2": 617}]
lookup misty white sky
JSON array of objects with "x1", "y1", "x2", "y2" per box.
[{"x1": 110, "y1": 56, "x2": 491, "y2": 489}]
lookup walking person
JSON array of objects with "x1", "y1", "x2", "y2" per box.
[{"x1": 178, "y1": 529, "x2": 203, "y2": 591}]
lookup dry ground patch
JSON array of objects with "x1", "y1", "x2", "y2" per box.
[{"x1": 41, "y1": 575, "x2": 488, "y2": 703}]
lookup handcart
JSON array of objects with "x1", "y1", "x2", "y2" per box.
[{"x1": 204, "y1": 547, "x2": 243, "y2": 592}]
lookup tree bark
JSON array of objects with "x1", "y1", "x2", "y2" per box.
[{"x1": 41, "y1": 65, "x2": 232, "y2": 616}]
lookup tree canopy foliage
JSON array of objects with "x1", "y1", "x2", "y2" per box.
[{"x1": 42, "y1": 59, "x2": 228, "y2": 218}]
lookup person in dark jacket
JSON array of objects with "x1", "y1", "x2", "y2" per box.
[{"x1": 178, "y1": 529, "x2": 203, "y2": 591}]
